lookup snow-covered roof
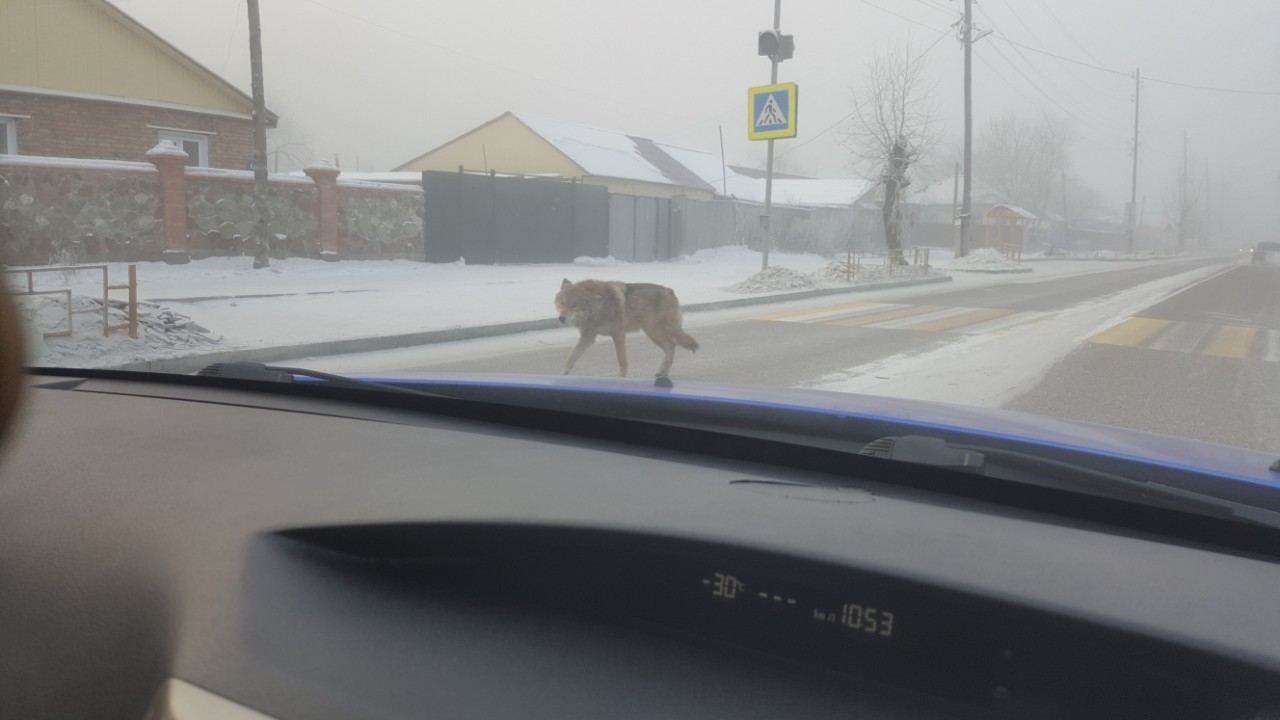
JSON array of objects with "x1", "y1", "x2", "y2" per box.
[
  {"x1": 512, "y1": 112, "x2": 713, "y2": 192},
  {"x1": 988, "y1": 204, "x2": 1039, "y2": 220},
  {"x1": 771, "y1": 178, "x2": 877, "y2": 207}
]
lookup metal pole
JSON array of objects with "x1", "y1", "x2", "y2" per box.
[
  {"x1": 951, "y1": 161, "x2": 960, "y2": 254},
  {"x1": 1126, "y1": 68, "x2": 1140, "y2": 254},
  {"x1": 761, "y1": 0, "x2": 781, "y2": 272},
  {"x1": 127, "y1": 264, "x2": 138, "y2": 340},
  {"x1": 247, "y1": 0, "x2": 271, "y2": 269},
  {"x1": 719, "y1": 126, "x2": 728, "y2": 196},
  {"x1": 958, "y1": 0, "x2": 973, "y2": 257}
]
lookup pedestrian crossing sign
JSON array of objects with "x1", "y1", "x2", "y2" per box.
[{"x1": 748, "y1": 82, "x2": 798, "y2": 140}]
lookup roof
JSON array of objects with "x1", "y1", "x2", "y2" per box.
[
  {"x1": 987, "y1": 204, "x2": 1039, "y2": 220},
  {"x1": 0, "y1": 0, "x2": 276, "y2": 124},
  {"x1": 510, "y1": 112, "x2": 713, "y2": 191}
]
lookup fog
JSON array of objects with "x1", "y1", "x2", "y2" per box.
[{"x1": 112, "y1": 0, "x2": 1280, "y2": 244}]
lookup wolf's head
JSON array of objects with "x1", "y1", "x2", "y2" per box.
[{"x1": 555, "y1": 278, "x2": 598, "y2": 326}]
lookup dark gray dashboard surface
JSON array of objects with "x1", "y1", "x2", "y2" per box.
[{"x1": 1, "y1": 377, "x2": 1278, "y2": 719}]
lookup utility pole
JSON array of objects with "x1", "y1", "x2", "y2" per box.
[
  {"x1": 1126, "y1": 68, "x2": 1140, "y2": 254},
  {"x1": 719, "y1": 126, "x2": 728, "y2": 197},
  {"x1": 951, "y1": 161, "x2": 960, "y2": 255},
  {"x1": 1177, "y1": 129, "x2": 1188, "y2": 253},
  {"x1": 761, "y1": 0, "x2": 782, "y2": 272},
  {"x1": 247, "y1": 0, "x2": 271, "y2": 269},
  {"x1": 958, "y1": 0, "x2": 973, "y2": 257},
  {"x1": 1060, "y1": 169, "x2": 1070, "y2": 250}
]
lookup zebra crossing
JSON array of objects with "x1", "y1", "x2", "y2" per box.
[
  {"x1": 751, "y1": 302, "x2": 1050, "y2": 336},
  {"x1": 1088, "y1": 317, "x2": 1280, "y2": 362},
  {"x1": 751, "y1": 300, "x2": 1280, "y2": 364}
]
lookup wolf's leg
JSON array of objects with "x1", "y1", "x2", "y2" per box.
[
  {"x1": 564, "y1": 332, "x2": 596, "y2": 374},
  {"x1": 611, "y1": 331, "x2": 628, "y2": 377},
  {"x1": 643, "y1": 326, "x2": 677, "y2": 377}
]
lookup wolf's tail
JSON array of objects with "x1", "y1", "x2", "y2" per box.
[{"x1": 675, "y1": 329, "x2": 699, "y2": 352}]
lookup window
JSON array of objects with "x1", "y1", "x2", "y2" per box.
[
  {"x1": 156, "y1": 129, "x2": 209, "y2": 167},
  {"x1": 0, "y1": 118, "x2": 16, "y2": 155}
]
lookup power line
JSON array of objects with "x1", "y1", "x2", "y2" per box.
[
  {"x1": 854, "y1": 0, "x2": 952, "y2": 35},
  {"x1": 1032, "y1": 0, "x2": 1107, "y2": 68},
  {"x1": 777, "y1": 29, "x2": 950, "y2": 160}
]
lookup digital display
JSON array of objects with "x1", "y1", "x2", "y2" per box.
[{"x1": 702, "y1": 571, "x2": 896, "y2": 638}]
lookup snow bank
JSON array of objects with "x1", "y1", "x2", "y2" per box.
[
  {"x1": 811, "y1": 260, "x2": 947, "y2": 285},
  {"x1": 725, "y1": 267, "x2": 818, "y2": 294},
  {"x1": 14, "y1": 294, "x2": 228, "y2": 369},
  {"x1": 939, "y1": 248, "x2": 1031, "y2": 273}
]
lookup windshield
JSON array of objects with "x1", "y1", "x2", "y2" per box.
[{"x1": 3, "y1": 0, "x2": 1279, "y2": 461}]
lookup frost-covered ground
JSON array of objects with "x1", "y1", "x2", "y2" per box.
[
  {"x1": 936, "y1": 247, "x2": 1032, "y2": 273},
  {"x1": 5, "y1": 246, "x2": 1166, "y2": 368}
]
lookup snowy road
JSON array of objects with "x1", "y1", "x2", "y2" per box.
[{"x1": 291, "y1": 257, "x2": 1280, "y2": 452}]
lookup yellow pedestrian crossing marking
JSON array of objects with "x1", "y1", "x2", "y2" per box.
[
  {"x1": 752, "y1": 298, "x2": 1278, "y2": 363},
  {"x1": 1088, "y1": 317, "x2": 1171, "y2": 347},
  {"x1": 905, "y1": 307, "x2": 1014, "y2": 333},
  {"x1": 752, "y1": 301, "x2": 882, "y2": 322},
  {"x1": 1202, "y1": 325, "x2": 1258, "y2": 359},
  {"x1": 827, "y1": 305, "x2": 946, "y2": 327}
]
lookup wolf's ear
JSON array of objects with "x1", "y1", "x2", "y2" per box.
[{"x1": 561, "y1": 278, "x2": 572, "y2": 289}]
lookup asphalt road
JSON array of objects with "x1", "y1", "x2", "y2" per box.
[
  {"x1": 1009, "y1": 262, "x2": 1280, "y2": 453},
  {"x1": 320, "y1": 257, "x2": 1280, "y2": 453}
]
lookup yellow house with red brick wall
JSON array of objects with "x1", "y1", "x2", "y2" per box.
[{"x1": 0, "y1": 0, "x2": 276, "y2": 168}]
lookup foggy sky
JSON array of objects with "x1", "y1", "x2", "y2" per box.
[{"x1": 111, "y1": 0, "x2": 1280, "y2": 238}]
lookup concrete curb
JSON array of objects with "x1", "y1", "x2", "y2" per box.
[
  {"x1": 110, "y1": 273, "x2": 952, "y2": 374},
  {"x1": 941, "y1": 267, "x2": 1035, "y2": 274}
]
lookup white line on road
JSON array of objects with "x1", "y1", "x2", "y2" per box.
[{"x1": 1265, "y1": 330, "x2": 1280, "y2": 363}]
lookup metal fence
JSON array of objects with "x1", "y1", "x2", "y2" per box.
[{"x1": 422, "y1": 171, "x2": 608, "y2": 264}]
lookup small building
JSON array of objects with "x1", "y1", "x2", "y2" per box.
[
  {"x1": 984, "y1": 204, "x2": 1041, "y2": 251},
  {"x1": 394, "y1": 111, "x2": 716, "y2": 200},
  {"x1": 0, "y1": 0, "x2": 276, "y2": 168}
]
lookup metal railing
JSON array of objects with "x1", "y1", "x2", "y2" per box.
[{"x1": 4, "y1": 264, "x2": 138, "y2": 340}]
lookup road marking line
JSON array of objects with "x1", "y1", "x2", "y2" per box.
[
  {"x1": 1089, "y1": 317, "x2": 1171, "y2": 347},
  {"x1": 826, "y1": 305, "x2": 946, "y2": 327},
  {"x1": 955, "y1": 310, "x2": 1049, "y2": 335},
  {"x1": 862, "y1": 306, "x2": 977, "y2": 330},
  {"x1": 1265, "y1": 330, "x2": 1280, "y2": 363},
  {"x1": 752, "y1": 302, "x2": 885, "y2": 322},
  {"x1": 1203, "y1": 325, "x2": 1257, "y2": 359},
  {"x1": 904, "y1": 307, "x2": 1015, "y2": 333},
  {"x1": 1146, "y1": 321, "x2": 1214, "y2": 353}
]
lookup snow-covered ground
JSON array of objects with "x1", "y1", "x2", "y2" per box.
[
  {"x1": 936, "y1": 247, "x2": 1031, "y2": 273},
  {"x1": 5, "y1": 246, "x2": 1168, "y2": 368},
  {"x1": 805, "y1": 263, "x2": 1226, "y2": 407}
]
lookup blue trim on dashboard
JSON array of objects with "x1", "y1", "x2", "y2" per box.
[{"x1": 339, "y1": 376, "x2": 1278, "y2": 489}]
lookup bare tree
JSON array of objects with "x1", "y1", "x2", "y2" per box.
[
  {"x1": 1164, "y1": 157, "x2": 1200, "y2": 253},
  {"x1": 267, "y1": 102, "x2": 315, "y2": 173},
  {"x1": 843, "y1": 47, "x2": 939, "y2": 265},
  {"x1": 973, "y1": 113, "x2": 1072, "y2": 217}
]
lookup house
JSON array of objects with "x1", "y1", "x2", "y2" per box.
[
  {"x1": 394, "y1": 112, "x2": 718, "y2": 200},
  {"x1": 0, "y1": 0, "x2": 276, "y2": 168}
]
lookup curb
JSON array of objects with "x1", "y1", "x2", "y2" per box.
[
  {"x1": 109, "y1": 273, "x2": 953, "y2": 374},
  {"x1": 940, "y1": 267, "x2": 1035, "y2": 274}
]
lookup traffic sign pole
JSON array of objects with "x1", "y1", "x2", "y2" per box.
[{"x1": 761, "y1": 0, "x2": 781, "y2": 272}]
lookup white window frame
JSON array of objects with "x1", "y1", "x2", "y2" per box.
[
  {"x1": 0, "y1": 115, "x2": 22, "y2": 155},
  {"x1": 156, "y1": 128, "x2": 210, "y2": 167}
]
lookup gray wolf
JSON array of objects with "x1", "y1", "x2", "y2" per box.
[{"x1": 555, "y1": 279, "x2": 699, "y2": 378}]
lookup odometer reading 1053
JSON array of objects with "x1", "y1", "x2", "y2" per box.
[{"x1": 702, "y1": 571, "x2": 897, "y2": 640}]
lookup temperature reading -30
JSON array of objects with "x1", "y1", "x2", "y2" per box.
[{"x1": 710, "y1": 573, "x2": 744, "y2": 599}]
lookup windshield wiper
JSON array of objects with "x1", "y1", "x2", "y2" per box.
[{"x1": 860, "y1": 434, "x2": 1280, "y2": 530}]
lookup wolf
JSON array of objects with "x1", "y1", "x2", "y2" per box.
[{"x1": 554, "y1": 279, "x2": 699, "y2": 378}]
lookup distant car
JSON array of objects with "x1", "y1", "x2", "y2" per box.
[{"x1": 1252, "y1": 241, "x2": 1280, "y2": 264}]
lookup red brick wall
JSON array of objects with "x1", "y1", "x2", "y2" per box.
[{"x1": 0, "y1": 90, "x2": 255, "y2": 170}]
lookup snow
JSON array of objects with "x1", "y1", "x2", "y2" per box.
[
  {"x1": 725, "y1": 267, "x2": 818, "y2": 293},
  {"x1": 812, "y1": 260, "x2": 947, "y2": 285},
  {"x1": 5, "y1": 248, "x2": 1175, "y2": 368},
  {"x1": 12, "y1": 292, "x2": 226, "y2": 368},
  {"x1": 0, "y1": 154, "x2": 157, "y2": 173},
  {"x1": 145, "y1": 139, "x2": 189, "y2": 159},
  {"x1": 513, "y1": 112, "x2": 678, "y2": 188},
  {"x1": 938, "y1": 247, "x2": 1031, "y2": 273},
  {"x1": 806, "y1": 263, "x2": 1226, "y2": 408}
]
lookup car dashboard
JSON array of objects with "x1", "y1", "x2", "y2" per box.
[{"x1": 1, "y1": 373, "x2": 1278, "y2": 720}]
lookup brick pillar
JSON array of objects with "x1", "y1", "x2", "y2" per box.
[
  {"x1": 305, "y1": 159, "x2": 341, "y2": 261},
  {"x1": 146, "y1": 140, "x2": 191, "y2": 265}
]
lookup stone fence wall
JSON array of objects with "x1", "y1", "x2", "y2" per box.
[{"x1": 0, "y1": 143, "x2": 424, "y2": 266}]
